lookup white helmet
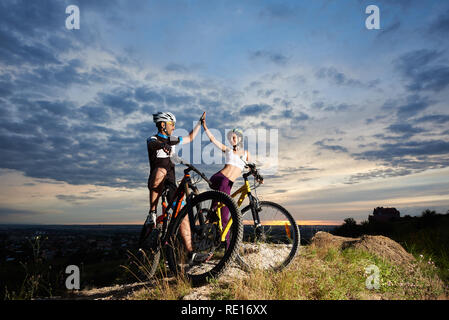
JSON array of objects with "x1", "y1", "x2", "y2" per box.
[
  {"x1": 227, "y1": 128, "x2": 243, "y2": 142},
  {"x1": 153, "y1": 112, "x2": 176, "y2": 124}
]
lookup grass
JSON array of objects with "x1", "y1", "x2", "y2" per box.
[
  {"x1": 122, "y1": 248, "x2": 194, "y2": 300},
  {"x1": 207, "y1": 246, "x2": 447, "y2": 300},
  {"x1": 131, "y1": 275, "x2": 192, "y2": 300},
  {"x1": 9, "y1": 236, "x2": 445, "y2": 300},
  {"x1": 400, "y1": 230, "x2": 449, "y2": 285},
  {"x1": 3, "y1": 236, "x2": 59, "y2": 300},
  {"x1": 128, "y1": 244, "x2": 448, "y2": 300},
  {"x1": 334, "y1": 211, "x2": 449, "y2": 285}
]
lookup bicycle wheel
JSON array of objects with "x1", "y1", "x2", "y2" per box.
[
  {"x1": 129, "y1": 224, "x2": 162, "y2": 281},
  {"x1": 236, "y1": 201, "x2": 300, "y2": 271},
  {"x1": 166, "y1": 190, "x2": 243, "y2": 286}
]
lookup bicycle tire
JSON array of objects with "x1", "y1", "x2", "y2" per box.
[
  {"x1": 236, "y1": 201, "x2": 300, "y2": 271},
  {"x1": 131, "y1": 225, "x2": 162, "y2": 281},
  {"x1": 165, "y1": 190, "x2": 243, "y2": 286}
]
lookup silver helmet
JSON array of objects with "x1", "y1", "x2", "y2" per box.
[
  {"x1": 227, "y1": 128, "x2": 243, "y2": 142},
  {"x1": 153, "y1": 112, "x2": 176, "y2": 124}
]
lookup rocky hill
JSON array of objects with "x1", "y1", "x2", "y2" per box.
[{"x1": 66, "y1": 232, "x2": 447, "y2": 300}]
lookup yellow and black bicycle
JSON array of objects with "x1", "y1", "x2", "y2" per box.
[{"x1": 231, "y1": 162, "x2": 300, "y2": 271}]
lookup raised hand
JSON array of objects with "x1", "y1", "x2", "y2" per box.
[{"x1": 200, "y1": 111, "x2": 206, "y2": 127}]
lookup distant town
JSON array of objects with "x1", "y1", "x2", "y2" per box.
[
  {"x1": 0, "y1": 224, "x2": 336, "y2": 265},
  {"x1": 0, "y1": 224, "x2": 141, "y2": 264}
]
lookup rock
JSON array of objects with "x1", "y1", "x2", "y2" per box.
[{"x1": 311, "y1": 232, "x2": 415, "y2": 266}]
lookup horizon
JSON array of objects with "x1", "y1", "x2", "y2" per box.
[{"x1": 0, "y1": 220, "x2": 341, "y2": 227}]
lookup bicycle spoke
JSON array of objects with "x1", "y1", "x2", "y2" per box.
[
  {"x1": 237, "y1": 201, "x2": 299, "y2": 271},
  {"x1": 166, "y1": 191, "x2": 242, "y2": 285}
]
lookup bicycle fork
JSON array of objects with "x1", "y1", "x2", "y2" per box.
[{"x1": 247, "y1": 193, "x2": 262, "y2": 227}]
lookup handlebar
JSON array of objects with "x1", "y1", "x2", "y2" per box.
[{"x1": 243, "y1": 161, "x2": 264, "y2": 184}]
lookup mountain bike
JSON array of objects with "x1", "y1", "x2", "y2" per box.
[
  {"x1": 131, "y1": 157, "x2": 243, "y2": 286},
  {"x1": 232, "y1": 162, "x2": 300, "y2": 271}
]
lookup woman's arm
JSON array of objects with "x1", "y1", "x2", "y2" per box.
[{"x1": 203, "y1": 122, "x2": 227, "y2": 152}]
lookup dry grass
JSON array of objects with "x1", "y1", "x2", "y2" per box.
[
  {"x1": 131, "y1": 275, "x2": 192, "y2": 300},
  {"x1": 128, "y1": 244, "x2": 448, "y2": 300},
  {"x1": 209, "y1": 245, "x2": 448, "y2": 300}
]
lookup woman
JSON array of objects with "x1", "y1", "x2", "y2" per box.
[{"x1": 201, "y1": 115, "x2": 251, "y2": 242}]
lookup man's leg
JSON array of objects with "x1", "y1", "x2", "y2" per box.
[
  {"x1": 140, "y1": 168, "x2": 168, "y2": 246},
  {"x1": 165, "y1": 178, "x2": 193, "y2": 252},
  {"x1": 148, "y1": 167, "x2": 168, "y2": 224},
  {"x1": 180, "y1": 216, "x2": 193, "y2": 252}
]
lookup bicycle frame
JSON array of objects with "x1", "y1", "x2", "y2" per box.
[
  {"x1": 157, "y1": 168, "x2": 227, "y2": 248},
  {"x1": 230, "y1": 172, "x2": 261, "y2": 227}
]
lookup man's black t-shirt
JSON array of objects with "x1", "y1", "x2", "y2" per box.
[{"x1": 146, "y1": 133, "x2": 182, "y2": 185}]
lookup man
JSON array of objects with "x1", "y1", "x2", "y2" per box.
[{"x1": 144, "y1": 111, "x2": 209, "y2": 263}]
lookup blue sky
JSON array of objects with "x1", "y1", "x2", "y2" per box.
[{"x1": 1, "y1": 0, "x2": 449, "y2": 224}]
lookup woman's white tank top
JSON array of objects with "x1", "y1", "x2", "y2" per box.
[{"x1": 225, "y1": 148, "x2": 247, "y2": 170}]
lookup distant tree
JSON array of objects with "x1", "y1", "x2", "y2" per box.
[
  {"x1": 343, "y1": 218, "x2": 357, "y2": 226},
  {"x1": 333, "y1": 218, "x2": 360, "y2": 237},
  {"x1": 421, "y1": 209, "x2": 436, "y2": 217}
]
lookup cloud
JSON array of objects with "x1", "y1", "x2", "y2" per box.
[
  {"x1": 172, "y1": 79, "x2": 201, "y2": 90},
  {"x1": 56, "y1": 194, "x2": 96, "y2": 204},
  {"x1": 414, "y1": 114, "x2": 449, "y2": 125},
  {"x1": 311, "y1": 101, "x2": 352, "y2": 113},
  {"x1": 164, "y1": 63, "x2": 189, "y2": 73},
  {"x1": 264, "y1": 165, "x2": 320, "y2": 180},
  {"x1": 0, "y1": 10, "x2": 245, "y2": 191},
  {"x1": 99, "y1": 89, "x2": 139, "y2": 115},
  {"x1": 394, "y1": 49, "x2": 449, "y2": 93},
  {"x1": 352, "y1": 139, "x2": 449, "y2": 172},
  {"x1": 239, "y1": 103, "x2": 273, "y2": 116},
  {"x1": 314, "y1": 139, "x2": 348, "y2": 153},
  {"x1": 377, "y1": 21, "x2": 401, "y2": 38},
  {"x1": 0, "y1": 207, "x2": 44, "y2": 217},
  {"x1": 79, "y1": 104, "x2": 112, "y2": 123},
  {"x1": 315, "y1": 67, "x2": 377, "y2": 88},
  {"x1": 0, "y1": 0, "x2": 102, "y2": 69},
  {"x1": 134, "y1": 87, "x2": 165, "y2": 104},
  {"x1": 164, "y1": 92, "x2": 196, "y2": 108},
  {"x1": 365, "y1": 114, "x2": 388, "y2": 125},
  {"x1": 271, "y1": 109, "x2": 310, "y2": 122},
  {"x1": 274, "y1": 189, "x2": 288, "y2": 193},
  {"x1": 428, "y1": 8, "x2": 449, "y2": 36},
  {"x1": 250, "y1": 50, "x2": 289, "y2": 65},
  {"x1": 344, "y1": 167, "x2": 413, "y2": 184},
  {"x1": 396, "y1": 94, "x2": 434, "y2": 119},
  {"x1": 386, "y1": 123, "x2": 426, "y2": 137},
  {"x1": 259, "y1": 3, "x2": 301, "y2": 20}
]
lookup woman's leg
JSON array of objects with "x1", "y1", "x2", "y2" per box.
[{"x1": 210, "y1": 173, "x2": 233, "y2": 244}]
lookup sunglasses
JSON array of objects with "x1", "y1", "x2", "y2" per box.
[{"x1": 166, "y1": 121, "x2": 175, "y2": 127}]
